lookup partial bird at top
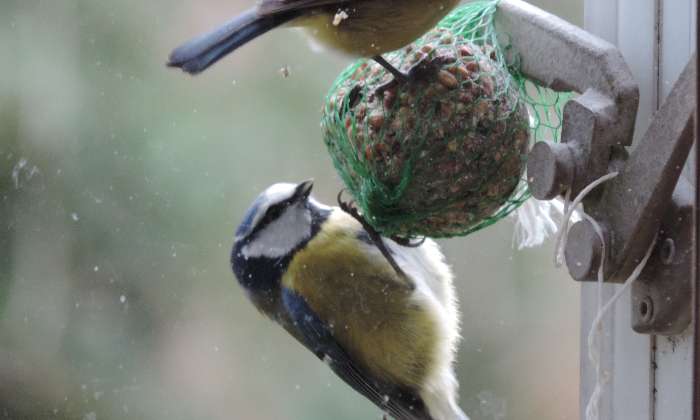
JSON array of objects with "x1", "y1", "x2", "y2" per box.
[{"x1": 167, "y1": 0, "x2": 459, "y2": 78}]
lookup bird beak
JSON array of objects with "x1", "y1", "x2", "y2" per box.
[{"x1": 294, "y1": 179, "x2": 313, "y2": 201}]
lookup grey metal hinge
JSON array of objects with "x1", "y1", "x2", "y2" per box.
[{"x1": 497, "y1": 0, "x2": 696, "y2": 335}]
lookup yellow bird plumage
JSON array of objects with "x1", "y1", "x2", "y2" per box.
[
  {"x1": 283, "y1": 211, "x2": 438, "y2": 387},
  {"x1": 293, "y1": 0, "x2": 458, "y2": 56},
  {"x1": 231, "y1": 181, "x2": 468, "y2": 420},
  {"x1": 168, "y1": 0, "x2": 459, "y2": 74}
]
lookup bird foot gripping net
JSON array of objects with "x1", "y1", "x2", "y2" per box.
[{"x1": 322, "y1": 0, "x2": 572, "y2": 240}]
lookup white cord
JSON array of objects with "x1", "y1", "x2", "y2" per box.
[
  {"x1": 583, "y1": 227, "x2": 657, "y2": 420},
  {"x1": 553, "y1": 172, "x2": 619, "y2": 267},
  {"x1": 550, "y1": 171, "x2": 658, "y2": 420},
  {"x1": 553, "y1": 188, "x2": 572, "y2": 266},
  {"x1": 583, "y1": 213, "x2": 607, "y2": 420}
]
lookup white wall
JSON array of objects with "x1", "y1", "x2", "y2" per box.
[{"x1": 583, "y1": 1, "x2": 696, "y2": 419}]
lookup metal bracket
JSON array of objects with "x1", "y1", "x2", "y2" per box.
[
  {"x1": 631, "y1": 177, "x2": 693, "y2": 335},
  {"x1": 496, "y1": 0, "x2": 639, "y2": 200},
  {"x1": 497, "y1": 0, "x2": 696, "y2": 335},
  {"x1": 560, "y1": 57, "x2": 694, "y2": 331},
  {"x1": 565, "y1": 58, "x2": 696, "y2": 284}
]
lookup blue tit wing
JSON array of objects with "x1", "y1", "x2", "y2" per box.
[{"x1": 281, "y1": 287, "x2": 433, "y2": 420}]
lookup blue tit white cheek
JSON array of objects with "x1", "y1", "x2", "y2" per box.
[{"x1": 241, "y1": 202, "x2": 312, "y2": 259}]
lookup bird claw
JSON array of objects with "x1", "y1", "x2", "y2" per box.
[
  {"x1": 335, "y1": 189, "x2": 415, "y2": 290},
  {"x1": 372, "y1": 55, "x2": 408, "y2": 97},
  {"x1": 337, "y1": 189, "x2": 357, "y2": 214},
  {"x1": 374, "y1": 53, "x2": 451, "y2": 97},
  {"x1": 391, "y1": 235, "x2": 426, "y2": 248}
]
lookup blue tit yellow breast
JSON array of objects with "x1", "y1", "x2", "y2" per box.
[
  {"x1": 293, "y1": 0, "x2": 460, "y2": 56},
  {"x1": 281, "y1": 211, "x2": 437, "y2": 388}
]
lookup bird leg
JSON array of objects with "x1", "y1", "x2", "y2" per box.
[
  {"x1": 373, "y1": 53, "x2": 452, "y2": 96},
  {"x1": 373, "y1": 55, "x2": 409, "y2": 82},
  {"x1": 372, "y1": 55, "x2": 409, "y2": 95},
  {"x1": 337, "y1": 190, "x2": 415, "y2": 290}
]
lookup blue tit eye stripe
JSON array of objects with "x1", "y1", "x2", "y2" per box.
[{"x1": 235, "y1": 196, "x2": 264, "y2": 239}]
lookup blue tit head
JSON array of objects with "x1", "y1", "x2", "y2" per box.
[{"x1": 231, "y1": 180, "x2": 330, "y2": 292}]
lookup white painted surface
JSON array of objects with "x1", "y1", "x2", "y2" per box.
[
  {"x1": 653, "y1": 3, "x2": 696, "y2": 420},
  {"x1": 617, "y1": 0, "x2": 659, "y2": 143},
  {"x1": 583, "y1": 0, "x2": 696, "y2": 419},
  {"x1": 582, "y1": 1, "x2": 618, "y2": 44},
  {"x1": 582, "y1": 3, "x2": 655, "y2": 420},
  {"x1": 659, "y1": 0, "x2": 697, "y2": 184},
  {"x1": 580, "y1": 284, "x2": 616, "y2": 419},
  {"x1": 660, "y1": 0, "x2": 697, "y2": 102},
  {"x1": 586, "y1": 0, "x2": 658, "y2": 143},
  {"x1": 580, "y1": 284, "x2": 652, "y2": 420},
  {"x1": 655, "y1": 328, "x2": 694, "y2": 420},
  {"x1": 611, "y1": 292, "x2": 652, "y2": 420}
]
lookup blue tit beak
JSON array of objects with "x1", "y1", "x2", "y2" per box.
[{"x1": 293, "y1": 179, "x2": 313, "y2": 202}]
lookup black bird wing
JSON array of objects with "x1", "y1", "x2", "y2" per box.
[
  {"x1": 168, "y1": 8, "x2": 299, "y2": 74},
  {"x1": 280, "y1": 287, "x2": 433, "y2": 420},
  {"x1": 169, "y1": 0, "x2": 356, "y2": 74},
  {"x1": 258, "y1": 0, "x2": 353, "y2": 16}
]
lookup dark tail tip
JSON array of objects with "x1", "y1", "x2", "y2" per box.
[
  {"x1": 166, "y1": 34, "x2": 227, "y2": 75},
  {"x1": 166, "y1": 8, "x2": 294, "y2": 76},
  {"x1": 166, "y1": 50, "x2": 207, "y2": 75}
]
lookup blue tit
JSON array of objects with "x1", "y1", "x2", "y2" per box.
[
  {"x1": 231, "y1": 180, "x2": 468, "y2": 420},
  {"x1": 167, "y1": 0, "x2": 459, "y2": 75}
]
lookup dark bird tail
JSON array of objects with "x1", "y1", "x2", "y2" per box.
[{"x1": 167, "y1": 8, "x2": 297, "y2": 75}]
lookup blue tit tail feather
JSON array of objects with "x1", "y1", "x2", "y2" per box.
[
  {"x1": 282, "y1": 288, "x2": 434, "y2": 420},
  {"x1": 167, "y1": 8, "x2": 299, "y2": 74}
]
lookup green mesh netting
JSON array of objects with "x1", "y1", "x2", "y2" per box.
[{"x1": 322, "y1": 0, "x2": 572, "y2": 238}]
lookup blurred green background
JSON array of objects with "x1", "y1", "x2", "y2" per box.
[{"x1": 0, "y1": 1, "x2": 583, "y2": 419}]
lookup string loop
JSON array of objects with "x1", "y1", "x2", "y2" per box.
[{"x1": 551, "y1": 171, "x2": 658, "y2": 420}]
